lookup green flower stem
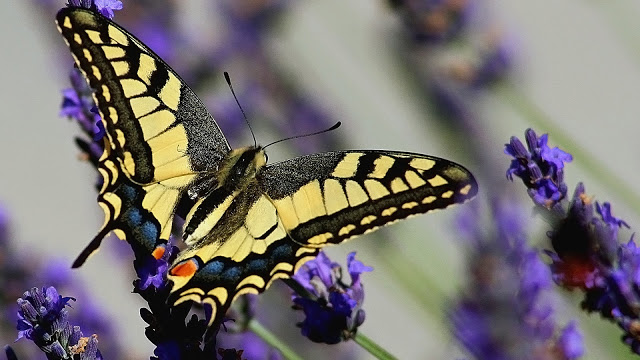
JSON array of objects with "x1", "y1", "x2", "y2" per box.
[
  {"x1": 248, "y1": 319, "x2": 303, "y2": 360},
  {"x1": 494, "y1": 80, "x2": 640, "y2": 216},
  {"x1": 353, "y1": 332, "x2": 398, "y2": 360},
  {"x1": 247, "y1": 306, "x2": 398, "y2": 360}
]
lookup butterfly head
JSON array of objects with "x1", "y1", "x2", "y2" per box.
[{"x1": 222, "y1": 146, "x2": 267, "y2": 185}]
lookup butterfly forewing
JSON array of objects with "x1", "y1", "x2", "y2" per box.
[
  {"x1": 259, "y1": 150, "x2": 477, "y2": 246},
  {"x1": 56, "y1": 7, "x2": 231, "y2": 266},
  {"x1": 56, "y1": 8, "x2": 230, "y2": 185}
]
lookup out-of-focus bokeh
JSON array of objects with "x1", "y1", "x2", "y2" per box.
[{"x1": 1, "y1": 0, "x2": 640, "y2": 358}]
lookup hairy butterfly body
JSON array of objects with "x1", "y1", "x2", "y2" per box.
[{"x1": 56, "y1": 7, "x2": 478, "y2": 326}]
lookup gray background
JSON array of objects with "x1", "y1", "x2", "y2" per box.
[{"x1": 2, "y1": 1, "x2": 640, "y2": 358}]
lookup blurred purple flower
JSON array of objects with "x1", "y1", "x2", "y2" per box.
[
  {"x1": 60, "y1": 69, "x2": 105, "y2": 168},
  {"x1": 16, "y1": 286, "x2": 102, "y2": 359},
  {"x1": 291, "y1": 251, "x2": 372, "y2": 344},
  {"x1": 471, "y1": 32, "x2": 514, "y2": 88},
  {"x1": 60, "y1": 69, "x2": 102, "y2": 139},
  {"x1": 0, "y1": 203, "x2": 120, "y2": 358},
  {"x1": 390, "y1": 0, "x2": 474, "y2": 43},
  {"x1": 0, "y1": 204, "x2": 8, "y2": 246},
  {"x1": 451, "y1": 203, "x2": 583, "y2": 359},
  {"x1": 559, "y1": 321, "x2": 584, "y2": 359}
]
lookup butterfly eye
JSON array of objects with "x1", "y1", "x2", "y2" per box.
[{"x1": 234, "y1": 155, "x2": 250, "y2": 176}]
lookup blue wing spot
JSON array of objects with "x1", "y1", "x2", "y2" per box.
[
  {"x1": 271, "y1": 243, "x2": 293, "y2": 260},
  {"x1": 139, "y1": 221, "x2": 158, "y2": 242},
  {"x1": 124, "y1": 208, "x2": 142, "y2": 225},
  {"x1": 202, "y1": 260, "x2": 225, "y2": 275},
  {"x1": 247, "y1": 259, "x2": 267, "y2": 272},
  {"x1": 221, "y1": 266, "x2": 242, "y2": 282},
  {"x1": 120, "y1": 184, "x2": 137, "y2": 199}
]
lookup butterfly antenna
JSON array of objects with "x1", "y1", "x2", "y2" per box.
[
  {"x1": 224, "y1": 72, "x2": 257, "y2": 147},
  {"x1": 264, "y1": 121, "x2": 341, "y2": 150}
]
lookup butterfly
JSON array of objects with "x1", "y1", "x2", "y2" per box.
[{"x1": 56, "y1": 7, "x2": 478, "y2": 327}]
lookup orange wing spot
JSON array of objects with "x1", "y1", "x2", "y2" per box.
[
  {"x1": 151, "y1": 246, "x2": 165, "y2": 260},
  {"x1": 170, "y1": 259, "x2": 199, "y2": 277}
]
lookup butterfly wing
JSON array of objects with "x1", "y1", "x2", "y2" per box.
[
  {"x1": 167, "y1": 184, "x2": 320, "y2": 325},
  {"x1": 258, "y1": 150, "x2": 478, "y2": 246},
  {"x1": 56, "y1": 8, "x2": 231, "y2": 265},
  {"x1": 166, "y1": 150, "x2": 477, "y2": 325}
]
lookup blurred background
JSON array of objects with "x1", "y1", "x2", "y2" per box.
[{"x1": 2, "y1": 0, "x2": 640, "y2": 358}]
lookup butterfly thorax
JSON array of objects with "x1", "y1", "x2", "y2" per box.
[{"x1": 182, "y1": 146, "x2": 266, "y2": 246}]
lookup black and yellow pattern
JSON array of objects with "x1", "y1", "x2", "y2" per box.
[{"x1": 56, "y1": 7, "x2": 478, "y2": 326}]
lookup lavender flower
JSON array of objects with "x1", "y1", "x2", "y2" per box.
[
  {"x1": 389, "y1": 0, "x2": 473, "y2": 43},
  {"x1": 16, "y1": 286, "x2": 102, "y2": 359},
  {"x1": 451, "y1": 203, "x2": 584, "y2": 360},
  {"x1": 504, "y1": 129, "x2": 640, "y2": 355},
  {"x1": 136, "y1": 243, "x2": 177, "y2": 291},
  {"x1": 544, "y1": 188, "x2": 640, "y2": 355},
  {"x1": 130, "y1": 242, "x2": 219, "y2": 359},
  {"x1": 60, "y1": 68, "x2": 104, "y2": 166},
  {"x1": 66, "y1": 0, "x2": 122, "y2": 19},
  {"x1": 291, "y1": 251, "x2": 372, "y2": 344},
  {"x1": 0, "y1": 203, "x2": 120, "y2": 358},
  {"x1": 505, "y1": 128, "x2": 572, "y2": 210}
]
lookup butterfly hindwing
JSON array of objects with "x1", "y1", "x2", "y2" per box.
[
  {"x1": 259, "y1": 150, "x2": 477, "y2": 247},
  {"x1": 167, "y1": 184, "x2": 320, "y2": 324},
  {"x1": 72, "y1": 150, "x2": 180, "y2": 267},
  {"x1": 56, "y1": 7, "x2": 230, "y2": 185}
]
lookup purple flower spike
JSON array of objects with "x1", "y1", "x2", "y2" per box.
[
  {"x1": 505, "y1": 129, "x2": 572, "y2": 210},
  {"x1": 504, "y1": 129, "x2": 640, "y2": 355},
  {"x1": 15, "y1": 286, "x2": 102, "y2": 359},
  {"x1": 291, "y1": 251, "x2": 372, "y2": 344}
]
